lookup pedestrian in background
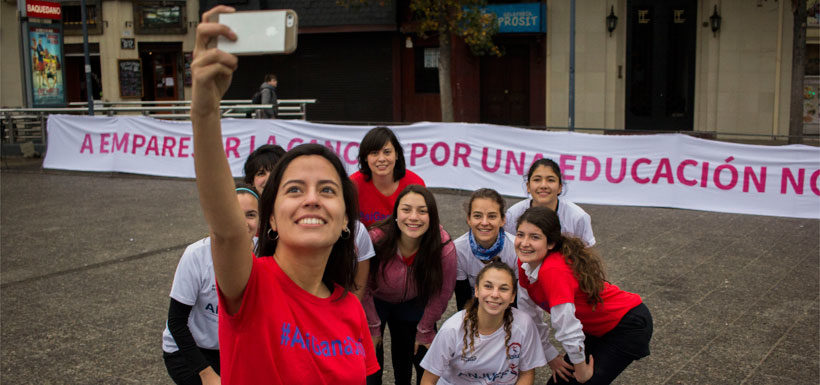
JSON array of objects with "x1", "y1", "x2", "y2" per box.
[{"x1": 258, "y1": 74, "x2": 278, "y2": 118}]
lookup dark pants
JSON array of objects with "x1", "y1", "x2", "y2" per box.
[
  {"x1": 547, "y1": 303, "x2": 653, "y2": 385},
  {"x1": 162, "y1": 348, "x2": 220, "y2": 385},
  {"x1": 367, "y1": 298, "x2": 428, "y2": 385}
]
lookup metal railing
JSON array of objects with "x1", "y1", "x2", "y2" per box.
[
  {"x1": 1, "y1": 99, "x2": 316, "y2": 145},
  {"x1": 66, "y1": 99, "x2": 316, "y2": 119}
]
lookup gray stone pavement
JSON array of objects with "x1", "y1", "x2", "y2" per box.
[{"x1": 1, "y1": 157, "x2": 818, "y2": 384}]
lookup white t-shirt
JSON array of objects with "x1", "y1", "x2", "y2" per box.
[
  {"x1": 161, "y1": 227, "x2": 369, "y2": 354},
  {"x1": 162, "y1": 237, "x2": 220, "y2": 352},
  {"x1": 420, "y1": 307, "x2": 547, "y2": 384},
  {"x1": 355, "y1": 220, "x2": 375, "y2": 262},
  {"x1": 454, "y1": 232, "x2": 518, "y2": 287},
  {"x1": 503, "y1": 199, "x2": 596, "y2": 247}
]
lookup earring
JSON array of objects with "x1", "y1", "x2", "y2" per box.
[
  {"x1": 340, "y1": 227, "x2": 351, "y2": 240},
  {"x1": 267, "y1": 228, "x2": 279, "y2": 240}
]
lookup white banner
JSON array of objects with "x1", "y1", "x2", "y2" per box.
[{"x1": 44, "y1": 115, "x2": 820, "y2": 219}]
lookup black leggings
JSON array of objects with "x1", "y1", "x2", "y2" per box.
[
  {"x1": 162, "y1": 348, "x2": 219, "y2": 385},
  {"x1": 367, "y1": 298, "x2": 428, "y2": 385},
  {"x1": 547, "y1": 303, "x2": 653, "y2": 385}
]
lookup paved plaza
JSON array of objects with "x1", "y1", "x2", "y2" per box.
[{"x1": 1, "y1": 157, "x2": 818, "y2": 384}]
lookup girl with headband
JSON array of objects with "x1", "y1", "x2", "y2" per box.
[{"x1": 161, "y1": 183, "x2": 259, "y2": 385}]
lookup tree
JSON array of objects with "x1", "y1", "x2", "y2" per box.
[
  {"x1": 341, "y1": 0, "x2": 500, "y2": 122},
  {"x1": 789, "y1": 0, "x2": 807, "y2": 144}
]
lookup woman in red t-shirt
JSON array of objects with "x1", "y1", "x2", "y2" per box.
[
  {"x1": 515, "y1": 206, "x2": 652, "y2": 385},
  {"x1": 190, "y1": 7, "x2": 378, "y2": 384},
  {"x1": 351, "y1": 126, "x2": 425, "y2": 229}
]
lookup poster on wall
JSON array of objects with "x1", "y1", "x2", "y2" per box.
[{"x1": 28, "y1": 24, "x2": 66, "y2": 107}]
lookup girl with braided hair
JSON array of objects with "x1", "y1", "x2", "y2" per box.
[
  {"x1": 515, "y1": 207, "x2": 653, "y2": 384},
  {"x1": 420, "y1": 261, "x2": 546, "y2": 385}
]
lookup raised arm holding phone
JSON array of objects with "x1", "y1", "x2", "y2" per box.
[{"x1": 190, "y1": 7, "x2": 378, "y2": 384}]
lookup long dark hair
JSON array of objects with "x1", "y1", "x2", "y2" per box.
[
  {"x1": 517, "y1": 206, "x2": 605, "y2": 307},
  {"x1": 256, "y1": 143, "x2": 359, "y2": 294},
  {"x1": 371, "y1": 184, "x2": 448, "y2": 306},
  {"x1": 357, "y1": 126, "x2": 407, "y2": 182},
  {"x1": 461, "y1": 261, "x2": 517, "y2": 358}
]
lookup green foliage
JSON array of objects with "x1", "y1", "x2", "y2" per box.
[
  {"x1": 338, "y1": 0, "x2": 501, "y2": 56},
  {"x1": 411, "y1": 0, "x2": 500, "y2": 56}
]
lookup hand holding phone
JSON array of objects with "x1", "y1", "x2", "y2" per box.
[{"x1": 208, "y1": 10, "x2": 298, "y2": 55}]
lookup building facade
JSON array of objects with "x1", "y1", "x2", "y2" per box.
[{"x1": 1, "y1": 0, "x2": 817, "y2": 137}]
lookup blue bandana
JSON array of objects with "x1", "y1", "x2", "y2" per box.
[{"x1": 468, "y1": 229, "x2": 505, "y2": 261}]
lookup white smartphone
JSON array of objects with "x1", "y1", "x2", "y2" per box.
[{"x1": 208, "y1": 10, "x2": 298, "y2": 55}]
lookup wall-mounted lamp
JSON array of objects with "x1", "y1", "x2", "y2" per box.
[
  {"x1": 606, "y1": 5, "x2": 618, "y2": 36},
  {"x1": 710, "y1": 5, "x2": 721, "y2": 36},
  {"x1": 405, "y1": 36, "x2": 413, "y2": 49}
]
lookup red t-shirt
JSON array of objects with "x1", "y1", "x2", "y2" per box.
[
  {"x1": 350, "y1": 170, "x2": 425, "y2": 227},
  {"x1": 518, "y1": 251, "x2": 642, "y2": 337},
  {"x1": 218, "y1": 256, "x2": 380, "y2": 384}
]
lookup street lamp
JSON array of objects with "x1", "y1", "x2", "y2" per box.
[
  {"x1": 606, "y1": 5, "x2": 618, "y2": 36},
  {"x1": 710, "y1": 5, "x2": 722, "y2": 37}
]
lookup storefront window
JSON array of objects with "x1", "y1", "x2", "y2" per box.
[{"x1": 133, "y1": 0, "x2": 187, "y2": 34}]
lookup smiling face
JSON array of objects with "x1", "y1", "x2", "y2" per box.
[
  {"x1": 526, "y1": 165, "x2": 562, "y2": 208},
  {"x1": 468, "y1": 198, "x2": 506, "y2": 249},
  {"x1": 237, "y1": 193, "x2": 260, "y2": 237},
  {"x1": 396, "y1": 192, "x2": 430, "y2": 240},
  {"x1": 475, "y1": 267, "x2": 515, "y2": 317},
  {"x1": 366, "y1": 141, "x2": 397, "y2": 179},
  {"x1": 270, "y1": 155, "x2": 348, "y2": 251},
  {"x1": 514, "y1": 221, "x2": 554, "y2": 265}
]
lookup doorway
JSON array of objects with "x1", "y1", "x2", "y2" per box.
[
  {"x1": 480, "y1": 44, "x2": 530, "y2": 126},
  {"x1": 139, "y1": 42, "x2": 182, "y2": 101},
  {"x1": 625, "y1": 0, "x2": 696, "y2": 130},
  {"x1": 64, "y1": 43, "x2": 102, "y2": 102}
]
